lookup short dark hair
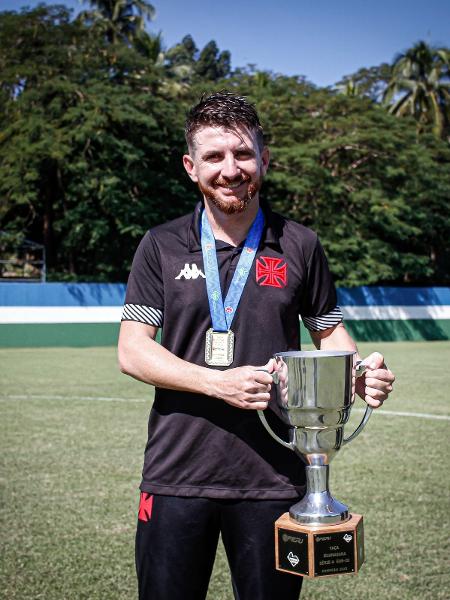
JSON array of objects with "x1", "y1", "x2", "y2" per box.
[{"x1": 185, "y1": 91, "x2": 264, "y2": 152}]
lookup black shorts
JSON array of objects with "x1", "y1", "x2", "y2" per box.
[{"x1": 136, "y1": 493, "x2": 303, "y2": 600}]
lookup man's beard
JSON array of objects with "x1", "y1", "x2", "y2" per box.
[{"x1": 198, "y1": 174, "x2": 263, "y2": 215}]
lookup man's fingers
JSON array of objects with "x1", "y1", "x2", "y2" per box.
[
  {"x1": 244, "y1": 400, "x2": 270, "y2": 410},
  {"x1": 365, "y1": 367, "x2": 394, "y2": 380},
  {"x1": 355, "y1": 353, "x2": 395, "y2": 409},
  {"x1": 365, "y1": 375, "x2": 394, "y2": 390},
  {"x1": 365, "y1": 396, "x2": 383, "y2": 408},
  {"x1": 364, "y1": 366, "x2": 395, "y2": 399},
  {"x1": 364, "y1": 383, "x2": 387, "y2": 408},
  {"x1": 262, "y1": 358, "x2": 275, "y2": 372},
  {"x1": 365, "y1": 386, "x2": 388, "y2": 401},
  {"x1": 241, "y1": 393, "x2": 271, "y2": 409},
  {"x1": 362, "y1": 351, "x2": 385, "y2": 370},
  {"x1": 253, "y1": 368, "x2": 274, "y2": 385},
  {"x1": 251, "y1": 381, "x2": 271, "y2": 394}
]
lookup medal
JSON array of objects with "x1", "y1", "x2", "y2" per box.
[
  {"x1": 205, "y1": 328, "x2": 234, "y2": 366},
  {"x1": 201, "y1": 208, "x2": 264, "y2": 368}
]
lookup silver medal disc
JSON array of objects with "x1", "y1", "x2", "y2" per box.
[{"x1": 205, "y1": 328, "x2": 234, "y2": 366}]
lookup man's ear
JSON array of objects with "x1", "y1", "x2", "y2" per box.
[
  {"x1": 183, "y1": 154, "x2": 198, "y2": 182},
  {"x1": 261, "y1": 146, "x2": 270, "y2": 176}
]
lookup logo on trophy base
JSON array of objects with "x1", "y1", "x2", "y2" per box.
[
  {"x1": 258, "y1": 350, "x2": 372, "y2": 579},
  {"x1": 275, "y1": 513, "x2": 365, "y2": 578}
]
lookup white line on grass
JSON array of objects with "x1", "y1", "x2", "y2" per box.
[
  {"x1": 1, "y1": 394, "x2": 147, "y2": 403},
  {"x1": 1, "y1": 395, "x2": 449, "y2": 421},
  {"x1": 353, "y1": 408, "x2": 450, "y2": 421}
]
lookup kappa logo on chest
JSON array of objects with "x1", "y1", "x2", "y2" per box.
[
  {"x1": 175, "y1": 263, "x2": 206, "y2": 280},
  {"x1": 256, "y1": 256, "x2": 288, "y2": 288}
]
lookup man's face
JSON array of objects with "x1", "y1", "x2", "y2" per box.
[{"x1": 183, "y1": 126, "x2": 270, "y2": 215}]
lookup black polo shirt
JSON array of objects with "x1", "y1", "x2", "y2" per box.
[{"x1": 122, "y1": 202, "x2": 343, "y2": 500}]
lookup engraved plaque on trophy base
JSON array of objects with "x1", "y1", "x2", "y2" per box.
[{"x1": 275, "y1": 512, "x2": 365, "y2": 578}]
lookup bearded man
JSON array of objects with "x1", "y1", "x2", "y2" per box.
[{"x1": 118, "y1": 91, "x2": 395, "y2": 600}]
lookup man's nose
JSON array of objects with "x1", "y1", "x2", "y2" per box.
[{"x1": 220, "y1": 154, "x2": 240, "y2": 179}]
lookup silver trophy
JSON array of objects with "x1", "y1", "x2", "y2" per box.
[{"x1": 258, "y1": 350, "x2": 372, "y2": 527}]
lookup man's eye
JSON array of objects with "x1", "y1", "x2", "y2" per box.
[
  {"x1": 204, "y1": 154, "x2": 222, "y2": 162},
  {"x1": 235, "y1": 151, "x2": 253, "y2": 160}
]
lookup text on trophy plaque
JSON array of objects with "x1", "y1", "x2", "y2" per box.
[{"x1": 275, "y1": 513, "x2": 365, "y2": 578}]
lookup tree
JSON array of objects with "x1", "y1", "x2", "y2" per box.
[
  {"x1": 336, "y1": 64, "x2": 392, "y2": 102},
  {"x1": 1, "y1": 5, "x2": 449, "y2": 285},
  {"x1": 0, "y1": 5, "x2": 194, "y2": 281},
  {"x1": 195, "y1": 41, "x2": 231, "y2": 81},
  {"x1": 383, "y1": 41, "x2": 450, "y2": 139},
  {"x1": 164, "y1": 34, "x2": 198, "y2": 85},
  {"x1": 78, "y1": 0, "x2": 155, "y2": 44},
  {"x1": 166, "y1": 34, "x2": 197, "y2": 68},
  {"x1": 225, "y1": 71, "x2": 450, "y2": 285},
  {"x1": 163, "y1": 36, "x2": 232, "y2": 91},
  {"x1": 133, "y1": 29, "x2": 164, "y2": 64}
]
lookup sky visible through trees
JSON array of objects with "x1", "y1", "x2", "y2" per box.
[
  {"x1": 3, "y1": 0, "x2": 450, "y2": 87},
  {"x1": 0, "y1": 1, "x2": 449, "y2": 286}
]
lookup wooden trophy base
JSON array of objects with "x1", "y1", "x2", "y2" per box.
[{"x1": 275, "y1": 512, "x2": 365, "y2": 578}]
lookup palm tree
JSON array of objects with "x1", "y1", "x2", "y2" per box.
[
  {"x1": 383, "y1": 41, "x2": 450, "y2": 139},
  {"x1": 79, "y1": 0, "x2": 155, "y2": 44},
  {"x1": 335, "y1": 77, "x2": 361, "y2": 98},
  {"x1": 133, "y1": 29, "x2": 164, "y2": 64}
]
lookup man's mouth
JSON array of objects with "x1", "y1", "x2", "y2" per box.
[{"x1": 215, "y1": 178, "x2": 249, "y2": 190}]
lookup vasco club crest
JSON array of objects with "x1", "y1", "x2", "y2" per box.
[{"x1": 256, "y1": 256, "x2": 288, "y2": 288}]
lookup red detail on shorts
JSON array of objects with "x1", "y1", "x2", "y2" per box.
[
  {"x1": 256, "y1": 256, "x2": 288, "y2": 288},
  {"x1": 138, "y1": 492, "x2": 154, "y2": 522}
]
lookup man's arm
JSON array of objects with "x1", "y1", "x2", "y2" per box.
[
  {"x1": 309, "y1": 322, "x2": 395, "y2": 408},
  {"x1": 118, "y1": 320, "x2": 273, "y2": 410}
]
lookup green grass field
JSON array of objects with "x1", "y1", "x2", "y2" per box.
[{"x1": 1, "y1": 342, "x2": 449, "y2": 600}]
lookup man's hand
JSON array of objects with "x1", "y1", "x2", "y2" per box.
[
  {"x1": 210, "y1": 359, "x2": 275, "y2": 410},
  {"x1": 356, "y1": 352, "x2": 395, "y2": 408}
]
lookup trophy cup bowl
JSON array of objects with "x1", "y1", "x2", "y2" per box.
[
  {"x1": 258, "y1": 350, "x2": 373, "y2": 577},
  {"x1": 258, "y1": 350, "x2": 372, "y2": 526}
]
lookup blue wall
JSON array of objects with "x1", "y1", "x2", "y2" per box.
[{"x1": 1, "y1": 283, "x2": 449, "y2": 346}]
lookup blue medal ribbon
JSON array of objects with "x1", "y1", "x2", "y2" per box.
[{"x1": 201, "y1": 207, "x2": 264, "y2": 332}]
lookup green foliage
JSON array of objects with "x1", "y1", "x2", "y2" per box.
[
  {"x1": 195, "y1": 40, "x2": 231, "y2": 81},
  {"x1": 0, "y1": 5, "x2": 449, "y2": 285},
  {"x1": 78, "y1": 0, "x2": 156, "y2": 44},
  {"x1": 336, "y1": 64, "x2": 392, "y2": 102},
  {"x1": 0, "y1": 4, "x2": 194, "y2": 281},
  {"x1": 165, "y1": 34, "x2": 197, "y2": 68},
  {"x1": 164, "y1": 35, "x2": 231, "y2": 85},
  {"x1": 225, "y1": 71, "x2": 450, "y2": 286},
  {"x1": 382, "y1": 41, "x2": 450, "y2": 139}
]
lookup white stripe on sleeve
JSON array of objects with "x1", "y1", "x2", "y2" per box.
[
  {"x1": 121, "y1": 304, "x2": 163, "y2": 327},
  {"x1": 302, "y1": 306, "x2": 343, "y2": 332}
]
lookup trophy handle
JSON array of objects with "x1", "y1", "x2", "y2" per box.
[
  {"x1": 256, "y1": 368, "x2": 294, "y2": 451},
  {"x1": 342, "y1": 404, "x2": 373, "y2": 445},
  {"x1": 342, "y1": 360, "x2": 373, "y2": 445},
  {"x1": 257, "y1": 410, "x2": 295, "y2": 450}
]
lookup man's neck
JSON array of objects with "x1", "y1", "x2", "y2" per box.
[{"x1": 203, "y1": 198, "x2": 260, "y2": 247}]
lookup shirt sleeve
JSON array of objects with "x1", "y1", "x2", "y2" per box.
[
  {"x1": 121, "y1": 231, "x2": 164, "y2": 328},
  {"x1": 299, "y1": 237, "x2": 343, "y2": 332}
]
